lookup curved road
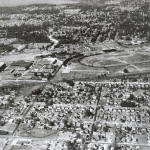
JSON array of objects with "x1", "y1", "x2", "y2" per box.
[{"x1": 48, "y1": 35, "x2": 59, "y2": 50}]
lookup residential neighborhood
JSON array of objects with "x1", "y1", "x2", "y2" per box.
[{"x1": 0, "y1": 0, "x2": 150, "y2": 150}]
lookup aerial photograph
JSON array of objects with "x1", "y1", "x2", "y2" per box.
[{"x1": 0, "y1": 0, "x2": 150, "y2": 150}]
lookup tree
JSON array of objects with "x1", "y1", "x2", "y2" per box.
[
  {"x1": 63, "y1": 79, "x2": 75, "y2": 87},
  {"x1": 128, "y1": 94, "x2": 135, "y2": 100},
  {"x1": 84, "y1": 109, "x2": 94, "y2": 117},
  {"x1": 120, "y1": 101, "x2": 136, "y2": 107},
  {"x1": 34, "y1": 72, "x2": 38, "y2": 77},
  {"x1": 124, "y1": 68, "x2": 129, "y2": 73},
  {"x1": 47, "y1": 73, "x2": 52, "y2": 80},
  {"x1": 41, "y1": 73, "x2": 44, "y2": 77}
]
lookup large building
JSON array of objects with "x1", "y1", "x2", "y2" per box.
[{"x1": 10, "y1": 61, "x2": 33, "y2": 71}]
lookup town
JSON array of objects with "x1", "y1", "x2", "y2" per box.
[{"x1": 0, "y1": 0, "x2": 150, "y2": 150}]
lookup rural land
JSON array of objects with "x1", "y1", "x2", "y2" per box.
[{"x1": 0, "y1": 0, "x2": 150, "y2": 150}]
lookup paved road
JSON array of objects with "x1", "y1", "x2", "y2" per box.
[
  {"x1": 0, "y1": 79, "x2": 47, "y2": 82},
  {"x1": 75, "y1": 81, "x2": 150, "y2": 84},
  {"x1": 2, "y1": 60, "x2": 64, "y2": 150},
  {"x1": 3, "y1": 83, "x2": 47, "y2": 150},
  {"x1": 87, "y1": 141, "x2": 150, "y2": 146},
  {"x1": 1, "y1": 79, "x2": 150, "y2": 150}
]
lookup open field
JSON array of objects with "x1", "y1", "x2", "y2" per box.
[
  {"x1": 0, "y1": 49, "x2": 43, "y2": 63},
  {"x1": 51, "y1": 62, "x2": 109, "y2": 82},
  {"x1": 19, "y1": 128, "x2": 58, "y2": 138},
  {"x1": 11, "y1": 145, "x2": 32, "y2": 150},
  {"x1": 80, "y1": 51, "x2": 150, "y2": 74},
  {"x1": 52, "y1": 51, "x2": 150, "y2": 82},
  {"x1": 0, "y1": 139, "x2": 8, "y2": 150},
  {"x1": 134, "y1": 62, "x2": 150, "y2": 70},
  {"x1": 81, "y1": 52, "x2": 150, "y2": 68}
]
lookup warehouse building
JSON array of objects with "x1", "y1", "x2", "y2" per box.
[{"x1": 10, "y1": 61, "x2": 33, "y2": 71}]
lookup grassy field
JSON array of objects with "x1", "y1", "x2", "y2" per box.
[
  {"x1": 135, "y1": 62, "x2": 150, "y2": 70},
  {"x1": 31, "y1": 128, "x2": 58, "y2": 138},
  {"x1": 81, "y1": 52, "x2": 150, "y2": 67},
  {"x1": 11, "y1": 145, "x2": 32, "y2": 150},
  {"x1": 19, "y1": 128, "x2": 58, "y2": 138},
  {"x1": 20, "y1": 84, "x2": 45, "y2": 96},
  {"x1": 105, "y1": 65, "x2": 137, "y2": 74},
  {"x1": 52, "y1": 51, "x2": 150, "y2": 82},
  {"x1": 125, "y1": 53, "x2": 150, "y2": 63}
]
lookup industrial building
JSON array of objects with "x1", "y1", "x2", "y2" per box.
[{"x1": 10, "y1": 61, "x2": 33, "y2": 71}]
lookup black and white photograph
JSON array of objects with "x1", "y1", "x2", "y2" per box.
[{"x1": 0, "y1": 0, "x2": 150, "y2": 150}]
